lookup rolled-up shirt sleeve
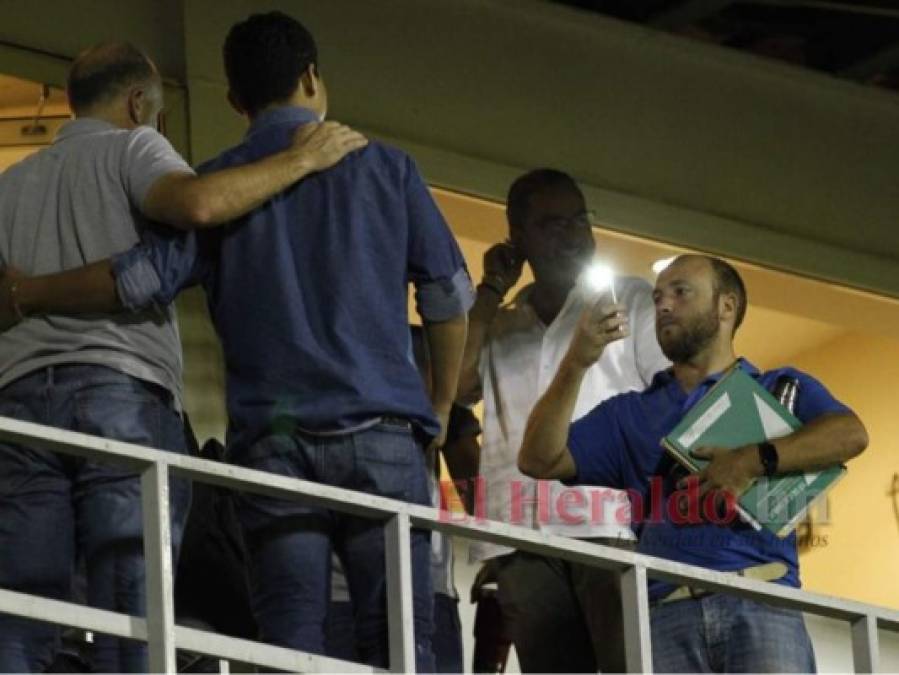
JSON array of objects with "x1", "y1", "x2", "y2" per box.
[
  {"x1": 112, "y1": 246, "x2": 163, "y2": 311},
  {"x1": 404, "y1": 156, "x2": 475, "y2": 321},
  {"x1": 415, "y1": 267, "x2": 475, "y2": 322},
  {"x1": 111, "y1": 227, "x2": 211, "y2": 311}
]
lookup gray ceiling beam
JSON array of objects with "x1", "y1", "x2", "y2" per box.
[
  {"x1": 751, "y1": 1, "x2": 899, "y2": 20},
  {"x1": 841, "y1": 41, "x2": 899, "y2": 79},
  {"x1": 651, "y1": 0, "x2": 735, "y2": 29}
]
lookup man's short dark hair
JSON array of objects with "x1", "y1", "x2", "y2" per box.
[
  {"x1": 707, "y1": 256, "x2": 748, "y2": 331},
  {"x1": 67, "y1": 42, "x2": 156, "y2": 113},
  {"x1": 506, "y1": 168, "x2": 582, "y2": 230},
  {"x1": 223, "y1": 11, "x2": 318, "y2": 116}
]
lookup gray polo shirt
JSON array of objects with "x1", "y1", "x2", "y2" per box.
[{"x1": 0, "y1": 118, "x2": 194, "y2": 406}]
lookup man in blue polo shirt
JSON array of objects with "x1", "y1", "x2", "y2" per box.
[
  {"x1": 1, "y1": 11, "x2": 473, "y2": 671},
  {"x1": 518, "y1": 254, "x2": 868, "y2": 672}
]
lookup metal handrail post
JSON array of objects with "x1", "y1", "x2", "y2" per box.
[
  {"x1": 1, "y1": 416, "x2": 898, "y2": 672},
  {"x1": 385, "y1": 512, "x2": 416, "y2": 672},
  {"x1": 851, "y1": 614, "x2": 879, "y2": 673},
  {"x1": 620, "y1": 564, "x2": 653, "y2": 673},
  {"x1": 142, "y1": 461, "x2": 177, "y2": 673}
]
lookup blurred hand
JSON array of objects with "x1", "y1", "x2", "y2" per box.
[
  {"x1": 566, "y1": 300, "x2": 629, "y2": 369},
  {"x1": 0, "y1": 267, "x2": 26, "y2": 331},
  {"x1": 292, "y1": 121, "x2": 368, "y2": 173},
  {"x1": 481, "y1": 242, "x2": 523, "y2": 297},
  {"x1": 427, "y1": 406, "x2": 451, "y2": 453},
  {"x1": 680, "y1": 445, "x2": 761, "y2": 514}
]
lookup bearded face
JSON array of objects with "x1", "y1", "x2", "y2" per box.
[{"x1": 657, "y1": 295, "x2": 721, "y2": 363}]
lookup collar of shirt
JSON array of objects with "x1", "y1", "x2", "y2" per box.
[
  {"x1": 54, "y1": 117, "x2": 122, "y2": 143},
  {"x1": 507, "y1": 283, "x2": 583, "y2": 331},
  {"x1": 649, "y1": 357, "x2": 760, "y2": 409},
  {"x1": 245, "y1": 106, "x2": 319, "y2": 140}
]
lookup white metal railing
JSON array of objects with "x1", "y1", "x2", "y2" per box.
[{"x1": 0, "y1": 415, "x2": 896, "y2": 673}]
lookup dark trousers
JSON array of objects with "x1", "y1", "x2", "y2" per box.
[
  {"x1": 495, "y1": 541, "x2": 633, "y2": 673},
  {"x1": 327, "y1": 593, "x2": 463, "y2": 672},
  {"x1": 432, "y1": 593, "x2": 464, "y2": 673}
]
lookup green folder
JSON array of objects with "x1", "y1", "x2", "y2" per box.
[{"x1": 662, "y1": 365, "x2": 846, "y2": 538}]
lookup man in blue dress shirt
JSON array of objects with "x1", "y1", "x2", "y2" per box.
[
  {"x1": 2, "y1": 12, "x2": 473, "y2": 671},
  {"x1": 518, "y1": 254, "x2": 867, "y2": 672}
]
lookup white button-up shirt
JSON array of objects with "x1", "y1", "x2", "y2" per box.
[{"x1": 470, "y1": 276, "x2": 670, "y2": 562}]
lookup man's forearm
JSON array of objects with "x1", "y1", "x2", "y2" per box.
[
  {"x1": 456, "y1": 286, "x2": 502, "y2": 404},
  {"x1": 518, "y1": 354, "x2": 584, "y2": 480},
  {"x1": 424, "y1": 313, "x2": 468, "y2": 414},
  {"x1": 146, "y1": 148, "x2": 317, "y2": 230},
  {"x1": 144, "y1": 121, "x2": 367, "y2": 229},
  {"x1": 187, "y1": 146, "x2": 321, "y2": 226},
  {"x1": 772, "y1": 412, "x2": 868, "y2": 473},
  {"x1": 442, "y1": 436, "x2": 481, "y2": 515},
  {"x1": 15, "y1": 261, "x2": 121, "y2": 316},
  {"x1": 691, "y1": 411, "x2": 868, "y2": 498}
]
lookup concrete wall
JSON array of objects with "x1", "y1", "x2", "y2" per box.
[
  {"x1": 178, "y1": 0, "x2": 899, "y2": 296},
  {"x1": 3, "y1": 0, "x2": 889, "y2": 292}
]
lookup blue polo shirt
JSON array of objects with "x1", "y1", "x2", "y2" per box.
[
  {"x1": 113, "y1": 106, "x2": 473, "y2": 457},
  {"x1": 567, "y1": 359, "x2": 851, "y2": 600}
]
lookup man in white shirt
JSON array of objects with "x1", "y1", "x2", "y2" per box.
[{"x1": 457, "y1": 168, "x2": 668, "y2": 672}]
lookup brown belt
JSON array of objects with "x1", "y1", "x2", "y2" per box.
[{"x1": 655, "y1": 562, "x2": 788, "y2": 606}]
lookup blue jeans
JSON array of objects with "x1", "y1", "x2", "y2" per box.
[
  {"x1": 0, "y1": 365, "x2": 191, "y2": 673},
  {"x1": 235, "y1": 421, "x2": 435, "y2": 672},
  {"x1": 651, "y1": 593, "x2": 817, "y2": 673},
  {"x1": 326, "y1": 594, "x2": 462, "y2": 671},
  {"x1": 325, "y1": 600, "x2": 357, "y2": 661}
]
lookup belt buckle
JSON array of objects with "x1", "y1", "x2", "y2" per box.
[
  {"x1": 380, "y1": 415, "x2": 411, "y2": 429},
  {"x1": 687, "y1": 586, "x2": 709, "y2": 600}
]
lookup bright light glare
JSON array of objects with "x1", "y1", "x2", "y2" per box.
[
  {"x1": 652, "y1": 257, "x2": 677, "y2": 275},
  {"x1": 583, "y1": 263, "x2": 616, "y2": 302}
]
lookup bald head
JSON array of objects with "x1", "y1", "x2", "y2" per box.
[
  {"x1": 67, "y1": 42, "x2": 160, "y2": 116},
  {"x1": 658, "y1": 254, "x2": 747, "y2": 333}
]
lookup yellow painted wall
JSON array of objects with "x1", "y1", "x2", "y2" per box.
[
  {"x1": 787, "y1": 332, "x2": 899, "y2": 610},
  {"x1": 0, "y1": 146, "x2": 38, "y2": 171}
]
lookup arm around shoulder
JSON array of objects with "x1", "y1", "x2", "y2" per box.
[
  {"x1": 141, "y1": 122, "x2": 367, "y2": 229},
  {"x1": 1, "y1": 260, "x2": 121, "y2": 325}
]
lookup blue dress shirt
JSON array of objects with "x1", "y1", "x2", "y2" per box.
[
  {"x1": 567, "y1": 358, "x2": 852, "y2": 600},
  {"x1": 113, "y1": 106, "x2": 473, "y2": 457}
]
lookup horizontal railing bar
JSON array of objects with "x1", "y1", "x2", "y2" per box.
[
  {"x1": 175, "y1": 625, "x2": 377, "y2": 673},
  {"x1": 1, "y1": 416, "x2": 897, "y2": 633},
  {"x1": 0, "y1": 416, "x2": 425, "y2": 519},
  {"x1": 0, "y1": 589, "x2": 375, "y2": 672},
  {"x1": 878, "y1": 614, "x2": 899, "y2": 632},
  {"x1": 0, "y1": 416, "x2": 152, "y2": 469},
  {"x1": 424, "y1": 518, "x2": 899, "y2": 625},
  {"x1": 0, "y1": 588, "x2": 147, "y2": 640}
]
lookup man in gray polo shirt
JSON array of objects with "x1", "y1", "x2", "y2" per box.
[{"x1": 0, "y1": 42, "x2": 364, "y2": 672}]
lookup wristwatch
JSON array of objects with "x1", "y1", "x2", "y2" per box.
[{"x1": 757, "y1": 441, "x2": 779, "y2": 477}]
